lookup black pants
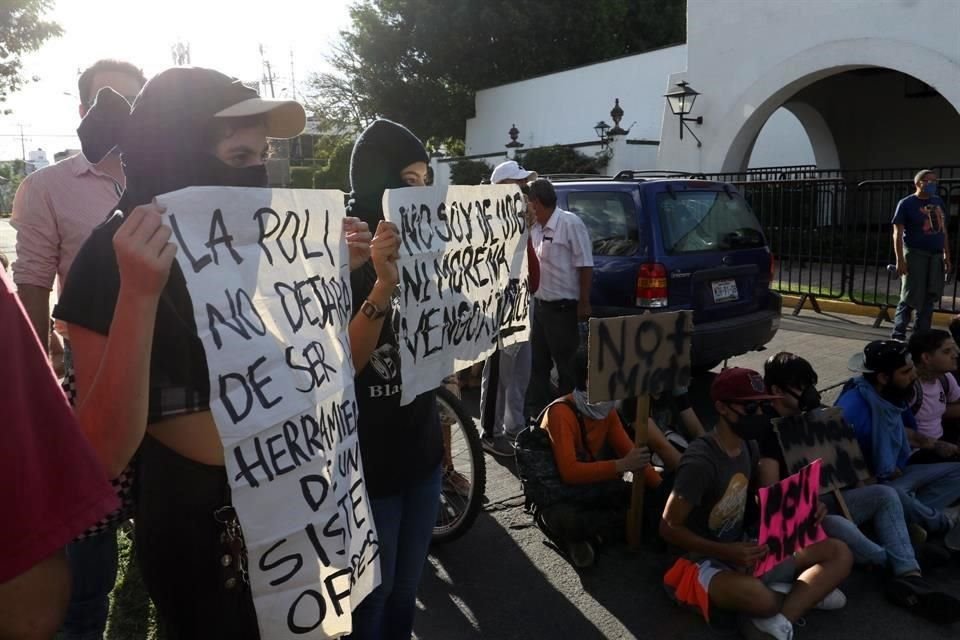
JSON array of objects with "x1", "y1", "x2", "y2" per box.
[
  {"x1": 135, "y1": 436, "x2": 259, "y2": 639},
  {"x1": 527, "y1": 299, "x2": 579, "y2": 417}
]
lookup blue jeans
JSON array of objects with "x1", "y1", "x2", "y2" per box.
[
  {"x1": 349, "y1": 466, "x2": 441, "y2": 640},
  {"x1": 886, "y1": 462, "x2": 960, "y2": 533},
  {"x1": 821, "y1": 484, "x2": 918, "y2": 576},
  {"x1": 60, "y1": 528, "x2": 119, "y2": 639},
  {"x1": 892, "y1": 300, "x2": 934, "y2": 340}
]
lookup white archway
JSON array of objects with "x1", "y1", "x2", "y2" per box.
[
  {"x1": 782, "y1": 101, "x2": 839, "y2": 169},
  {"x1": 715, "y1": 38, "x2": 960, "y2": 172}
]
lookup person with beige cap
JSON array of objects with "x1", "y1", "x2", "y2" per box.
[
  {"x1": 54, "y1": 67, "x2": 370, "y2": 636},
  {"x1": 480, "y1": 160, "x2": 541, "y2": 456}
]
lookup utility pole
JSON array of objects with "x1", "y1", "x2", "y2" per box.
[
  {"x1": 289, "y1": 49, "x2": 297, "y2": 101},
  {"x1": 259, "y1": 44, "x2": 276, "y2": 98},
  {"x1": 18, "y1": 124, "x2": 26, "y2": 164},
  {"x1": 172, "y1": 41, "x2": 191, "y2": 66}
]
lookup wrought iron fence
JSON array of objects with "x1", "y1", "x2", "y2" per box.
[{"x1": 703, "y1": 166, "x2": 960, "y2": 319}]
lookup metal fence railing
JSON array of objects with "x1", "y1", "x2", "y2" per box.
[{"x1": 703, "y1": 166, "x2": 960, "y2": 323}]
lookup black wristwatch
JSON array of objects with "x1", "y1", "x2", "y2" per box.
[{"x1": 360, "y1": 298, "x2": 388, "y2": 320}]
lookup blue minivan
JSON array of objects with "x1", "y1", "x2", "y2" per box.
[{"x1": 551, "y1": 172, "x2": 781, "y2": 370}]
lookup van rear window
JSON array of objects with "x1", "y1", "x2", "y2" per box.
[
  {"x1": 658, "y1": 191, "x2": 765, "y2": 254},
  {"x1": 566, "y1": 191, "x2": 640, "y2": 256}
]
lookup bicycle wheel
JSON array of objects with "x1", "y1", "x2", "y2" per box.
[{"x1": 432, "y1": 386, "x2": 486, "y2": 544}]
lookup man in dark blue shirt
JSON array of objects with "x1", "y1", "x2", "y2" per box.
[{"x1": 891, "y1": 170, "x2": 951, "y2": 340}]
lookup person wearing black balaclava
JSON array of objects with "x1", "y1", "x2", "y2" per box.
[
  {"x1": 662, "y1": 367, "x2": 851, "y2": 640},
  {"x1": 837, "y1": 341, "x2": 960, "y2": 552},
  {"x1": 52, "y1": 67, "x2": 375, "y2": 637},
  {"x1": 344, "y1": 118, "x2": 444, "y2": 640}
]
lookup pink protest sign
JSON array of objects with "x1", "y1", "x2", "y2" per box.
[{"x1": 754, "y1": 459, "x2": 826, "y2": 577}]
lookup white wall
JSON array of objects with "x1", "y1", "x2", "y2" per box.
[
  {"x1": 465, "y1": 45, "x2": 687, "y2": 156},
  {"x1": 657, "y1": 0, "x2": 960, "y2": 173}
]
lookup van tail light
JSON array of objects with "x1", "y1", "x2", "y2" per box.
[{"x1": 636, "y1": 263, "x2": 668, "y2": 308}]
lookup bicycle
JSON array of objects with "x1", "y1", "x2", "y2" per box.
[{"x1": 433, "y1": 385, "x2": 486, "y2": 544}]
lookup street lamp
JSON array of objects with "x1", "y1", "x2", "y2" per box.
[
  {"x1": 664, "y1": 81, "x2": 703, "y2": 147},
  {"x1": 594, "y1": 120, "x2": 611, "y2": 148}
]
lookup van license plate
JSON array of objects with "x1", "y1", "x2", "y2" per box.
[{"x1": 712, "y1": 279, "x2": 738, "y2": 302}]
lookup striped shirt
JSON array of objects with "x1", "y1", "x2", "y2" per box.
[{"x1": 11, "y1": 153, "x2": 122, "y2": 293}]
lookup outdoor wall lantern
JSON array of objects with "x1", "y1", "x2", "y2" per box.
[
  {"x1": 505, "y1": 123, "x2": 524, "y2": 148},
  {"x1": 594, "y1": 120, "x2": 611, "y2": 148},
  {"x1": 664, "y1": 81, "x2": 703, "y2": 147}
]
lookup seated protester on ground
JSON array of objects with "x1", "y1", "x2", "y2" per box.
[
  {"x1": 836, "y1": 340, "x2": 960, "y2": 551},
  {"x1": 0, "y1": 267, "x2": 119, "y2": 639},
  {"x1": 760, "y1": 352, "x2": 958, "y2": 622},
  {"x1": 907, "y1": 329, "x2": 960, "y2": 460},
  {"x1": 661, "y1": 367, "x2": 852, "y2": 640},
  {"x1": 536, "y1": 347, "x2": 680, "y2": 568}
]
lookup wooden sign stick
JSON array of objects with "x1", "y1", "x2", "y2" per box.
[
  {"x1": 626, "y1": 394, "x2": 650, "y2": 549},
  {"x1": 833, "y1": 488, "x2": 853, "y2": 521}
]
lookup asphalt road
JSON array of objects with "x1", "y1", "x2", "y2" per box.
[{"x1": 413, "y1": 310, "x2": 960, "y2": 640}]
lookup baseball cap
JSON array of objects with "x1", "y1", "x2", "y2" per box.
[
  {"x1": 711, "y1": 367, "x2": 782, "y2": 403},
  {"x1": 847, "y1": 340, "x2": 912, "y2": 374},
  {"x1": 490, "y1": 160, "x2": 537, "y2": 185},
  {"x1": 214, "y1": 96, "x2": 305, "y2": 139}
]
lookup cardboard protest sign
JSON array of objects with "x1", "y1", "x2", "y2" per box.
[
  {"x1": 383, "y1": 184, "x2": 530, "y2": 405},
  {"x1": 586, "y1": 312, "x2": 693, "y2": 403},
  {"x1": 774, "y1": 407, "x2": 871, "y2": 494},
  {"x1": 754, "y1": 459, "x2": 826, "y2": 577},
  {"x1": 161, "y1": 187, "x2": 378, "y2": 639}
]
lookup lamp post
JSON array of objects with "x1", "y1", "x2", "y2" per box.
[
  {"x1": 594, "y1": 120, "x2": 611, "y2": 148},
  {"x1": 664, "y1": 81, "x2": 703, "y2": 147}
]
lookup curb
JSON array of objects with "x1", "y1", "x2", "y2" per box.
[{"x1": 781, "y1": 294, "x2": 957, "y2": 325}]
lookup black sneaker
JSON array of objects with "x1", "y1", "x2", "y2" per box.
[
  {"x1": 481, "y1": 434, "x2": 516, "y2": 457},
  {"x1": 567, "y1": 540, "x2": 595, "y2": 568},
  {"x1": 885, "y1": 575, "x2": 960, "y2": 624}
]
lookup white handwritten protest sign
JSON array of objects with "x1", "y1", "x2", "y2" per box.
[
  {"x1": 586, "y1": 312, "x2": 693, "y2": 403},
  {"x1": 161, "y1": 187, "x2": 379, "y2": 639},
  {"x1": 383, "y1": 184, "x2": 530, "y2": 405}
]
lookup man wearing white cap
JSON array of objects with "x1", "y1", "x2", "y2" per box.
[{"x1": 480, "y1": 160, "x2": 540, "y2": 456}]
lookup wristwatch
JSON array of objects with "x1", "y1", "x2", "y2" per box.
[{"x1": 360, "y1": 298, "x2": 388, "y2": 320}]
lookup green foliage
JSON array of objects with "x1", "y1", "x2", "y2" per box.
[
  {"x1": 0, "y1": 1, "x2": 61, "y2": 111},
  {"x1": 290, "y1": 166, "x2": 315, "y2": 189},
  {"x1": 309, "y1": 0, "x2": 686, "y2": 141},
  {"x1": 313, "y1": 136, "x2": 354, "y2": 191},
  {"x1": 449, "y1": 158, "x2": 492, "y2": 185},
  {"x1": 517, "y1": 145, "x2": 606, "y2": 176}
]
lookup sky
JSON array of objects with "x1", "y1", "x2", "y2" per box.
[{"x1": 0, "y1": 0, "x2": 353, "y2": 160}]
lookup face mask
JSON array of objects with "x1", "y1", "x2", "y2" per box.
[
  {"x1": 791, "y1": 386, "x2": 823, "y2": 413},
  {"x1": 924, "y1": 182, "x2": 938, "y2": 196},
  {"x1": 572, "y1": 388, "x2": 617, "y2": 421},
  {"x1": 727, "y1": 411, "x2": 772, "y2": 441}
]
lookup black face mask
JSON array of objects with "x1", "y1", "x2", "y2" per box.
[
  {"x1": 790, "y1": 386, "x2": 823, "y2": 413},
  {"x1": 728, "y1": 411, "x2": 772, "y2": 441}
]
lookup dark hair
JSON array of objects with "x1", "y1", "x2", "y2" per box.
[
  {"x1": 950, "y1": 316, "x2": 960, "y2": 346},
  {"x1": 914, "y1": 169, "x2": 935, "y2": 186},
  {"x1": 527, "y1": 178, "x2": 557, "y2": 208},
  {"x1": 0, "y1": 252, "x2": 8, "y2": 270},
  {"x1": 908, "y1": 328, "x2": 952, "y2": 363},
  {"x1": 574, "y1": 345, "x2": 589, "y2": 392},
  {"x1": 763, "y1": 351, "x2": 818, "y2": 392},
  {"x1": 78, "y1": 59, "x2": 146, "y2": 105}
]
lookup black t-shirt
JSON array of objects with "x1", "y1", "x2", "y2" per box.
[
  {"x1": 673, "y1": 433, "x2": 757, "y2": 545},
  {"x1": 758, "y1": 422, "x2": 789, "y2": 481},
  {"x1": 350, "y1": 263, "x2": 443, "y2": 497},
  {"x1": 53, "y1": 213, "x2": 211, "y2": 422}
]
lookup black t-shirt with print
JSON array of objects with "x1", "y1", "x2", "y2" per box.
[
  {"x1": 350, "y1": 263, "x2": 443, "y2": 498},
  {"x1": 673, "y1": 433, "x2": 757, "y2": 544}
]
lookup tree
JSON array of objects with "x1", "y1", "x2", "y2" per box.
[
  {"x1": 517, "y1": 146, "x2": 606, "y2": 176},
  {"x1": 309, "y1": 0, "x2": 685, "y2": 142},
  {"x1": 449, "y1": 159, "x2": 491, "y2": 185},
  {"x1": 0, "y1": 1, "x2": 61, "y2": 111}
]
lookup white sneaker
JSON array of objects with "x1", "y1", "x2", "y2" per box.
[
  {"x1": 769, "y1": 582, "x2": 847, "y2": 610},
  {"x1": 750, "y1": 613, "x2": 794, "y2": 640}
]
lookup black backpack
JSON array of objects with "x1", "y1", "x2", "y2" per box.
[
  {"x1": 514, "y1": 399, "x2": 626, "y2": 512},
  {"x1": 909, "y1": 373, "x2": 954, "y2": 415}
]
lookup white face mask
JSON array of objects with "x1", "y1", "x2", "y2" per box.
[{"x1": 572, "y1": 388, "x2": 616, "y2": 420}]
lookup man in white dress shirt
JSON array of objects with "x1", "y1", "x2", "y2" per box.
[{"x1": 526, "y1": 178, "x2": 594, "y2": 416}]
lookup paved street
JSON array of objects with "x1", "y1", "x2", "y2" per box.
[{"x1": 414, "y1": 310, "x2": 960, "y2": 640}]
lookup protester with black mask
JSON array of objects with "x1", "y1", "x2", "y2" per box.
[
  {"x1": 53, "y1": 67, "x2": 371, "y2": 637},
  {"x1": 836, "y1": 341, "x2": 960, "y2": 552},
  {"x1": 661, "y1": 367, "x2": 851, "y2": 640},
  {"x1": 758, "y1": 352, "x2": 958, "y2": 622}
]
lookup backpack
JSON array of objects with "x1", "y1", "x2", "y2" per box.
[
  {"x1": 514, "y1": 399, "x2": 626, "y2": 512},
  {"x1": 909, "y1": 372, "x2": 954, "y2": 415}
]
